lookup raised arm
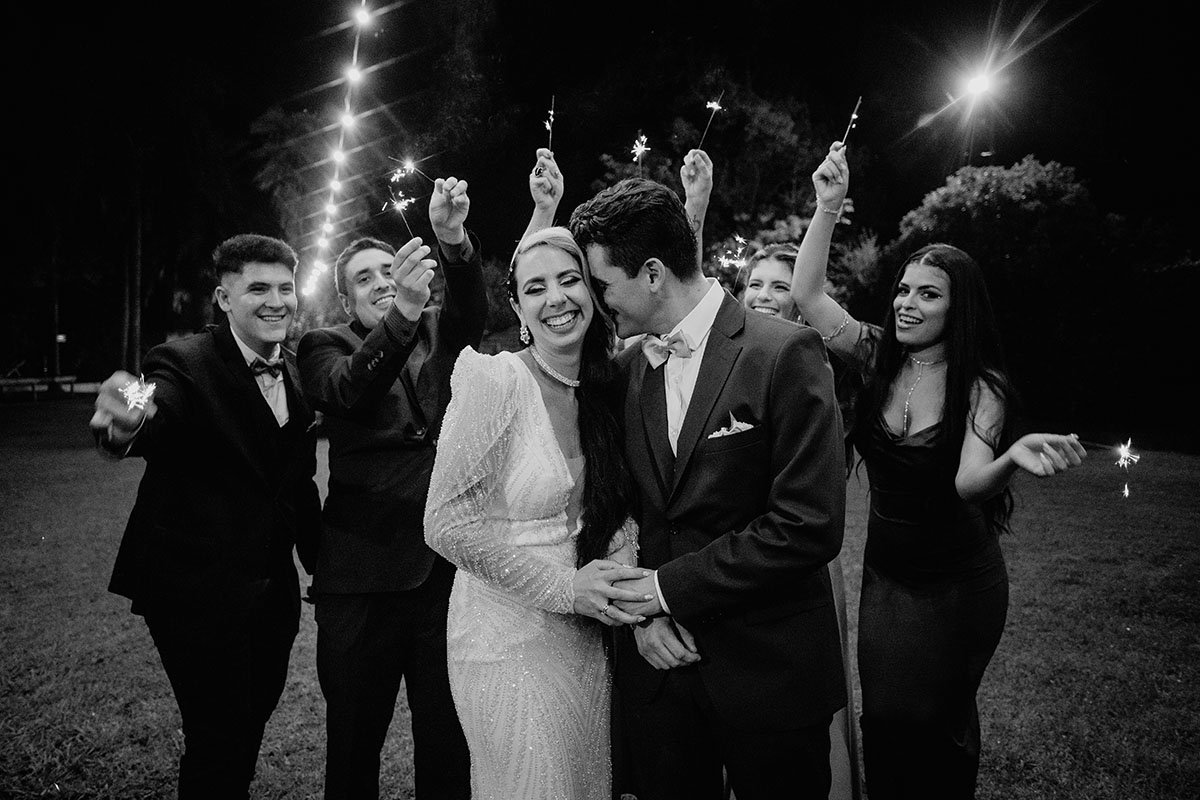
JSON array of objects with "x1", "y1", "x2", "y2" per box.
[
  {"x1": 428, "y1": 174, "x2": 487, "y2": 353},
  {"x1": 791, "y1": 142, "x2": 862, "y2": 361},
  {"x1": 680, "y1": 148, "x2": 713, "y2": 267},
  {"x1": 521, "y1": 148, "x2": 564, "y2": 241},
  {"x1": 955, "y1": 381, "x2": 1087, "y2": 501},
  {"x1": 298, "y1": 238, "x2": 435, "y2": 415}
]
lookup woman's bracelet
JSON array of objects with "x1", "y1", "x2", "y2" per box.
[
  {"x1": 822, "y1": 310, "x2": 851, "y2": 342},
  {"x1": 816, "y1": 198, "x2": 843, "y2": 216}
]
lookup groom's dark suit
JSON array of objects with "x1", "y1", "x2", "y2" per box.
[
  {"x1": 108, "y1": 319, "x2": 321, "y2": 797},
  {"x1": 615, "y1": 292, "x2": 847, "y2": 798}
]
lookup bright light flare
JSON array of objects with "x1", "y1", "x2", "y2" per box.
[
  {"x1": 346, "y1": 66, "x2": 362, "y2": 84},
  {"x1": 341, "y1": 113, "x2": 355, "y2": 128},
  {"x1": 354, "y1": 8, "x2": 370, "y2": 26},
  {"x1": 966, "y1": 73, "x2": 992, "y2": 96}
]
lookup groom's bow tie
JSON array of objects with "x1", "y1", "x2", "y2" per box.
[
  {"x1": 642, "y1": 331, "x2": 693, "y2": 369},
  {"x1": 250, "y1": 357, "x2": 284, "y2": 378}
]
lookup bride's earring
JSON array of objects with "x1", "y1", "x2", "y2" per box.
[{"x1": 520, "y1": 324, "x2": 531, "y2": 346}]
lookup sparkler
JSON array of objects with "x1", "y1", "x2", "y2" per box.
[
  {"x1": 841, "y1": 96, "x2": 862, "y2": 147},
  {"x1": 545, "y1": 95, "x2": 556, "y2": 150},
  {"x1": 389, "y1": 157, "x2": 433, "y2": 184},
  {"x1": 717, "y1": 234, "x2": 749, "y2": 290},
  {"x1": 119, "y1": 376, "x2": 156, "y2": 411},
  {"x1": 1115, "y1": 438, "x2": 1140, "y2": 498},
  {"x1": 631, "y1": 132, "x2": 650, "y2": 177},
  {"x1": 697, "y1": 91, "x2": 724, "y2": 151},
  {"x1": 383, "y1": 190, "x2": 417, "y2": 238},
  {"x1": 1115, "y1": 438, "x2": 1140, "y2": 470}
]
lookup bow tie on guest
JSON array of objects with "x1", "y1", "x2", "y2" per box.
[
  {"x1": 250, "y1": 357, "x2": 284, "y2": 378},
  {"x1": 641, "y1": 331, "x2": 694, "y2": 369}
]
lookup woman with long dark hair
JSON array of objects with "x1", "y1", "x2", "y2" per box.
[
  {"x1": 791, "y1": 142, "x2": 1086, "y2": 799},
  {"x1": 424, "y1": 223, "x2": 647, "y2": 800}
]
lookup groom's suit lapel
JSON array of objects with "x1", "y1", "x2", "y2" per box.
[
  {"x1": 631, "y1": 353, "x2": 675, "y2": 502},
  {"x1": 668, "y1": 294, "x2": 744, "y2": 504}
]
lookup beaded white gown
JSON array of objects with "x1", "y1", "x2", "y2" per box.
[{"x1": 424, "y1": 347, "x2": 637, "y2": 800}]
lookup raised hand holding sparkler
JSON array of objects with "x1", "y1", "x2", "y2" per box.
[
  {"x1": 528, "y1": 148, "x2": 564, "y2": 224},
  {"x1": 681, "y1": 149, "x2": 713, "y2": 263},
  {"x1": 387, "y1": 236, "x2": 439, "y2": 321},
  {"x1": 813, "y1": 141, "x2": 850, "y2": 219},
  {"x1": 428, "y1": 175, "x2": 471, "y2": 247}
]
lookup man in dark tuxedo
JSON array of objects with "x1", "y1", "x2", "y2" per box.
[
  {"x1": 89, "y1": 233, "x2": 321, "y2": 799},
  {"x1": 297, "y1": 175, "x2": 485, "y2": 800},
  {"x1": 569, "y1": 179, "x2": 848, "y2": 800}
]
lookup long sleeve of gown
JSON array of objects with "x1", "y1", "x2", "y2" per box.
[{"x1": 424, "y1": 348, "x2": 576, "y2": 614}]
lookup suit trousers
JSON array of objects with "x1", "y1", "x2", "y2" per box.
[
  {"x1": 621, "y1": 664, "x2": 833, "y2": 800},
  {"x1": 144, "y1": 575, "x2": 299, "y2": 800},
  {"x1": 315, "y1": 557, "x2": 469, "y2": 800}
]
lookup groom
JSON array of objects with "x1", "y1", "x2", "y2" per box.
[{"x1": 570, "y1": 179, "x2": 848, "y2": 799}]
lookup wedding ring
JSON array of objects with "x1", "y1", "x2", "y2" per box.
[
  {"x1": 599, "y1": 604, "x2": 610, "y2": 617},
  {"x1": 534, "y1": 166, "x2": 545, "y2": 177}
]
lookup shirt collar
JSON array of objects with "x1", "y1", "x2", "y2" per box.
[
  {"x1": 229, "y1": 326, "x2": 281, "y2": 368},
  {"x1": 666, "y1": 277, "x2": 724, "y2": 350}
]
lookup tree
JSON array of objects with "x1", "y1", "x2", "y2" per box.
[{"x1": 878, "y1": 155, "x2": 1194, "y2": 440}]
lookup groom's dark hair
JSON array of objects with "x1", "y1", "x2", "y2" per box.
[{"x1": 569, "y1": 178, "x2": 699, "y2": 281}]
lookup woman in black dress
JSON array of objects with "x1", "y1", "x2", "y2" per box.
[{"x1": 790, "y1": 142, "x2": 1087, "y2": 799}]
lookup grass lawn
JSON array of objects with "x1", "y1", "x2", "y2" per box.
[{"x1": 2, "y1": 395, "x2": 1197, "y2": 798}]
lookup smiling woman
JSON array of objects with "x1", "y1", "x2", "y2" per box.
[
  {"x1": 423, "y1": 225, "x2": 645, "y2": 799},
  {"x1": 791, "y1": 141, "x2": 1088, "y2": 799},
  {"x1": 742, "y1": 243, "x2": 801, "y2": 322}
]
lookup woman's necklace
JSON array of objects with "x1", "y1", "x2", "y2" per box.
[
  {"x1": 901, "y1": 353, "x2": 945, "y2": 435},
  {"x1": 529, "y1": 345, "x2": 580, "y2": 388}
]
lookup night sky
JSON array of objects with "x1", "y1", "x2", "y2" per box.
[
  {"x1": 17, "y1": 0, "x2": 1194, "y2": 376},
  {"x1": 29, "y1": 0, "x2": 1190, "y2": 246}
]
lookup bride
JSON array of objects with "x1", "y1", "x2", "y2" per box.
[{"x1": 424, "y1": 225, "x2": 649, "y2": 799}]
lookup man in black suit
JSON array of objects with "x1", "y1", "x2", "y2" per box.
[
  {"x1": 297, "y1": 175, "x2": 485, "y2": 799},
  {"x1": 90, "y1": 233, "x2": 321, "y2": 799},
  {"x1": 570, "y1": 179, "x2": 848, "y2": 800}
]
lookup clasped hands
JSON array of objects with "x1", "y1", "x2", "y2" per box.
[{"x1": 572, "y1": 565, "x2": 700, "y2": 669}]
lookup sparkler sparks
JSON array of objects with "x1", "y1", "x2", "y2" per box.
[
  {"x1": 697, "y1": 91, "x2": 725, "y2": 150},
  {"x1": 383, "y1": 190, "x2": 417, "y2": 238},
  {"x1": 119, "y1": 376, "x2": 156, "y2": 411},
  {"x1": 718, "y1": 234, "x2": 749, "y2": 289},
  {"x1": 389, "y1": 157, "x2": 433, "y2": 184},
  {"x1": 631, "y1": 132, "x2": 650, "y2": 176},
  {"x1": 545, "y1": 95, "x2": 555, "y2": 150},
  {"x1": 1115, "y1": 438, "x2": 1140, "y2": 470},
  {"x1": 1115, "y1": 438, "x2": 1141, "y2": 498}
]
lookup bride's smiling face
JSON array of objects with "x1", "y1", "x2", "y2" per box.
[{"x1": 509, "y1": 245, "x2": 595, "y2": 354}]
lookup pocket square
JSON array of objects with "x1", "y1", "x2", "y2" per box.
[{"x1": 708, "y1": 411, "x2": 756, "y2": 439}]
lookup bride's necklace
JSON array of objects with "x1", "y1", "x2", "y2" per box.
[
  {"x1": 901, "y1": 353, "x2": 945, "y2": 435},
  {"x1": 529, "y1": 345, "x2": 580, "y2": 388}
]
